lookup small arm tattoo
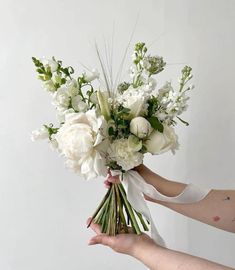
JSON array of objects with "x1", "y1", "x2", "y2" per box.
[
  {"x1": 222, "y1": 196, "x2": 230, "y2": 201},
  {"x1": 213, "y1": 216, "x2": 221, "y2": 222}
]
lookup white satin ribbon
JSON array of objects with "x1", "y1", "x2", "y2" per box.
[{"x1": 111, "y1": 169, "x2": 210, "y2": 247}]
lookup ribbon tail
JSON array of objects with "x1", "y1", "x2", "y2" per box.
[{"x1": 122, "y1": 171, "x2": 166, "y2": 247}]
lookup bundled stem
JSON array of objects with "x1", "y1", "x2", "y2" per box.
[{"x1": 88, "y1": 182, "x2": 149, "y2": 236}]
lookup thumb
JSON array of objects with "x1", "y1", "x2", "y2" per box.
[{"x1": 88, "y1": 235, "x2": 115, "y2": 248}]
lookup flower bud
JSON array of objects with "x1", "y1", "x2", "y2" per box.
[
  {"x1": 130, "y1": 117, "x2": 152, "y2": 139},
  {"x1": 97, "y1": 90, "x2": 111, "y2": 121}
]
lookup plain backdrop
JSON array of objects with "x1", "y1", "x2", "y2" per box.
[{"x1": 0, "y1": 0, "x2": 235, "y2": 269}]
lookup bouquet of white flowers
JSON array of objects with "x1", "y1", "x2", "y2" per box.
[{"x1": 31, "y1": 42, "x2": 194, "y2": 241}]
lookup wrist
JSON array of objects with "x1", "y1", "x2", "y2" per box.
[
  {"x1": 130, "y1": 235, "x2": 158, "y2": 258},
  {"x1": 132, "y1": 238, "x2": 163, "y2": 269}
]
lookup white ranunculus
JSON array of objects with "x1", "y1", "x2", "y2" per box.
[
  {"x1": 107, "y1": 138, "x2": 143, "y2": 171},
  {"x1": 130, "y1": 117, "x2": 153, "y2": 139},
  {"x1": 84, "y1": 69, "x2": 99, "y2": 82},
  {"x1": 116, "y1": 86, "x2": 150, "y2": 119},
  {"x1": 145, "y1": 125, "x2": 179, "y2": 155},
  {"x1": 55, "y1": 109, "x2": 108, "y2": 180},
  {"x1": 31, "y1": 126, "x2": 49, "y2": 141}
]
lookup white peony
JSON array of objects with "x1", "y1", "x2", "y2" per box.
[
  {"x1": 145, "y1": 125, "x2": 179, "y2": 155},
  {"x1": 107, "y1": 138, "x2": 143, "y2": 171},
  {"x1": 55, "y1": 109, "x2": 108, "y2": 180},
  {"x1": 130, "y1": 117, "x2": 153, "y2": 139},
  {"x1": 31, "y1": 126, "x2": 49, "y2": 141}
]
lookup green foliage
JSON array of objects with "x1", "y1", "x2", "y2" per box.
[
  {"x1": 32, "y1": 56, "x2": 75, "y2": 91},
  {"x1": 147, "y1": 96, "x2": 159, "y2": 117},
  {"x1": 109, "y1": 105, "x2": 131, "y2": 140},
  {"x1": 147, "y1": 116, "x2": 164, "y2": 133},
  {"x1": 43, "y1": 124, "x2": 59, "y2": 140}
]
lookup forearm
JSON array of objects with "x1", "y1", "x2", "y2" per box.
[
  {"x1": 133, "y1": 244, "x2": 234, "y2": 270},
  {"x1": 136, "y1": 165, "x2": 235, "y2": 233}
]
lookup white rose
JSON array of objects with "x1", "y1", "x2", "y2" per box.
[
  {"x1": 55, "y1": 109, "x2": 108, "y2": 180},
  {"x1": 145, "y1": 125, "x2": 179, "y2": 154},
  {"x1": 31, "y1": 126, "x2": 49, "y2": 141},
  {"x1": 130, "y1": 117, "x2": 153, "y2": 139},
  {"x1": 107, "y1": 138, "x2": 143, "y2": 171}
]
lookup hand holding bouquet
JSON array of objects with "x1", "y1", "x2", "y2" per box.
[{"x1": 31, "y1": 42, "x2": 194, "y2": 241}]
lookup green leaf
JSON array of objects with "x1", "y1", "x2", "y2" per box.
[
  {"x1": 108, "y1": 126, "x2": 115, "y2": 136},
  {"x1": 147, "y1": 116, "x2": 164, "y2": 133}
]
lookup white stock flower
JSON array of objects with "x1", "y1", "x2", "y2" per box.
[
  {"x1": 130, "y1": 117, "x2": 153, "y2": 139},
  {"x1": 84, "y1": 69, "x2": 99, "y2": 82},
  {"x1": 55, "y1": 109, "x2": 108, "y2": 180},
  {"x1": 31, "y1": 126, "x2": 49, "y2": 141},
  {"x1": 144, "y1": 77, "x2": 157, "y2": 91},
  {"x1": 145, "y1": 125, "x2": 179, "y2": 155},
  {"x1": 108, "y1": 138, "x2": 143, "y2": 171}
]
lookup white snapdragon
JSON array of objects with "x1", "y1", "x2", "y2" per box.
[
  {"x1": 84, "y1": 69, "x2": 99, "y2": 82},
  {"x1": 43, "y1": 80, "x2": 56, "y2": 93},
  {"x1": 57, "y1": 108, "x2": 75, "y2": 123},
  {"x1": 40, "y1": 58, "x2": 58, "y2": 72},
  {"x1": 31, "y1": 126, "x2": 49, "y2": 141},
  {"x1": 71, "y1": 95, "x2": 87, "y2": 112},
  {"x1": 52, "y1": 79, "x2": 87, "y2": 115},
  {"x1": 107, "y1": 138, "x2": 143, "y2": 171},
  {"x1": 53, "y1": 87, "x2": 70, "y2": 110}
]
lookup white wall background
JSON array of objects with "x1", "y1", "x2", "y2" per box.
[{"x1": 0, "y1": 0, "x2": 235, "y2": 269}]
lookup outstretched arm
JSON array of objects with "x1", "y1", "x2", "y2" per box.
[
  {"x1": 134, "y1": 165, "x2": 235, "y2": 233},
  {"x1": 88, "y1": 220, "x2": 234, "y2": 270}
]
